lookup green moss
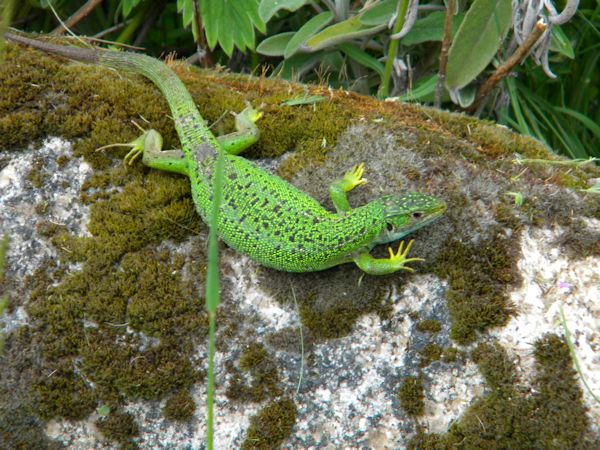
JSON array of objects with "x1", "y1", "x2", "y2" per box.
[
  {"x1": 0, "y1": 233, "x2": 7, "y2": 280},
  {"x1": 226, "y1": 343, "x2": 282, "y2": 402},
  {"x1": 471, "y1": 342, "x2": 516, "y2": 392},
  {"x1": 553, "y1": 218, "x2": 600, "y2": 257},
  {"x1": 34, "y1": 362, "x2": 98, "y2": 420},
  {"x1": 163, "y1": 390, "x2": 196, "y2": 422},
  {"x1": 297, "y1": 286, "x2": 388, "y2": 340},
  {"x1": 96, "y1": 410, "x2": 139, "y2": 447},
  {"x1": 410, "y1": 335, "x2": 597, "y2": 448},
  {"x1": 23, "y1": 247, "x2": 205, "y2": 418},
  {"x1": 441, "y1": 347, "x2": 461, "y2": 363},
  {"x1": 26, "y1": 158, "x2": 45, "y2": 189},
  {"x1": 399, "y1": 376, "x2": 425, "y2": 417},
  {"x1": 0, "y1": 393, "x2": 63, "y2": 450},
  {"x1": 241, "y1": 397, "x2": 297, "y2": 450},
  {"x1": 418, "y1": 107, "x2": 552, "y2": 161},
  {"x1": 433, "y1": 230, "x2": 520, "y2": 344},
  {"x1": 420, "y1": 343, "x2": 443, "y2": 367},
  {"x1": 416, "y1": 319, "x2": 442, "y2": 334}
]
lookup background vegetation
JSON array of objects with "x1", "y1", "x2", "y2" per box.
[{"x1": 8, "y1": 0, "x2": 599, "y2": 160}]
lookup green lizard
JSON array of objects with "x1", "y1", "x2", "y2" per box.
[{"x1": 4, "y1": 32, "x2": 446, "y2": 275}]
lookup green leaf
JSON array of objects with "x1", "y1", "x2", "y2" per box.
[
  {"x1": 259, "y1": 0, "x2": 309, "y2": 22},
  {"x1": 549, "y1": 26, "x2": 575, "y2": 59},
  {"x1": 121, "y1": 0, "x2": 142, "y2": 17},
  {"x1": 398, "y1": 74, "x2": 438, "y2": 102},
  {"x1": 199, "y1": 0, "x2": 265, "y2": 56},
  {"x1": 337, "y1": 43, "x2": 384, "y2": 77},
  {"x1": 96, "y1": 405, "x2": 111, "y2": 417},
  {"x1": 284, "y1": 11, "x2": 333, "y2": 58},
  {"x1": 401, "y1": 11, "x2": 464, "y2": 46},
  {"x1": 359, "y1": 0, "x2": 396, "y2": 26},
  {"x1": 177, "y1": 0, "x2": 194, "y2": 27},
  {"x1": 281, "y1": 95, "x2": 327, "y2": 106},
  {"x1": 277, "y1": 52, "x2": 324, "y2": 79},
  {"x1": 446, "y1": 0, "x2": 512, "y2": 91},
  {"x1": 257, "y1": 32, "x2": 296, "y2": 56},
  {"x1": 304, "y1": 15, "x2": 386, "y2": 52}
]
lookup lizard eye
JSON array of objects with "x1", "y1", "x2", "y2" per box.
[
  {"x1": 386, "y1": 223, "x2": 395, "y2": 232},
  {"x1": 412, "y1": 212, "x2": 423, "y2": 219}
]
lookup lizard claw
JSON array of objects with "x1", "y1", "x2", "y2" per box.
[
  {"x1": 387, "y1": 240, "x2": 425, "y2": 272},
  {"x1": 343, "y1": 162, "x2": 368, "y2": 189},
  {"x1": 236, "y1": 102, "x2": 263, "y2": 126}
]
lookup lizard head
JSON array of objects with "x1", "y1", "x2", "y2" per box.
[{"x1": 374, "y1": 193, "x2": 446, "y2": 245}]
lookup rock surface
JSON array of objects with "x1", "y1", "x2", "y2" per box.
[{"x1": 1, "y1": 43, "x2": 599, "y2": 449}]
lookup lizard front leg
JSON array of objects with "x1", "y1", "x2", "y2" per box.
[
  {"x1": 329, "y1": 163, "x2": 367, "y2": 214},
  {"x1": 354, "y1": 240, "x2": 424, "y2": 275}
]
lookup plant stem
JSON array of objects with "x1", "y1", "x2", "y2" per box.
[
  {"x1": 467, "y1": 20, "x2": 547, "y2": 113},
  {"x1": 378, "y1": 0, "x2": 410, "y2": 98},
  {"x1": 115, "y1": 0, "x2": 153, "y2": 44},
  {"x1": 435, "y1": 0, "x2": 455, "y2": 108},
  {"x1": 52, "y1": 0, "x2": 104, "y2": 35}
]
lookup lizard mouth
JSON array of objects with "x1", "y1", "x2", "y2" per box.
[{"x1": 378, "y1": 202, "x2": 446, "y2": 245}]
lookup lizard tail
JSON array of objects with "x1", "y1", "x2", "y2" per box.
[
  {"x1": 4, "y1": 31, "x2": 99, "y2": 63},
  {"x1": 4, "y1": 31, "x2": 220, "y2": 157}
]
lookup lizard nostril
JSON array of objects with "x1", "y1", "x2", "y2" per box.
[{"x1": 412, "y1": 212, "x2": 423, "y2": 219}]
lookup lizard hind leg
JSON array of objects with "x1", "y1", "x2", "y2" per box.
[
  {"x1": 217, "y1": 103, "x2": 263, "y2": 155},
  {"x1": 96, "y1": 129, "x2": 189, "y2": 175}
]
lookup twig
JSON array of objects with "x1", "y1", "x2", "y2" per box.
[
  {"x1": 92, "y1": 21, "x2": 131, "y2": 39},
  {"x1": 133, "y1": 0, "x2": 166, "y2": 47},
  {"x1": 192, "y1": 0, "x2": 213, "y2": 68},
  {"x1": 435, "y1": 0, "x2": 455, "y2": 108},
  {"x1": 467, "y1": 20, "x2": 547, "y2": 113},
  {"x1": 52, "y1": 0, "x2": 104, "y2": 36}
]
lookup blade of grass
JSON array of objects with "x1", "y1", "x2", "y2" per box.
[
  {"x1": 554, "y1": 106, "x2": 600, "y2": 141},
  {"x1": 205, "y1": 147, "x2": 225, "y2": 450},
  {"x1": 559, "y1": 305, "x2": 600, "y2": 405}
]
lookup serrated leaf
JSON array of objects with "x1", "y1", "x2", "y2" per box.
[
  {"x1": 284, "y1": 11, "x2": 333, "y2": 58},
  {"x1": 177, "y1": 0, "x2": 194, "y2": 27},
  {"x1": 304, "y1": 15, "x2": 386, "y2": 52},
  {"x1": 337, "y1": 43, "x2": 384, "y2": 77},
  {"x1": 549, "y1": 26, "x2": 574, "y2": 59},
  {"x1": 199, "y1": 0, "x2": 265, "y2": 56},
  {"x1": 257, "y1": 32, "x2": 296, "y2": 56},
  {"x1": 446, "y1": 0, "x2": 512, "y2": 90},
  {"x1": 259, "y1": 0, "x2": 309, "y2": 22},
  {"x1": 359, "y1": 0, "x2": 396, "y2": 26},
  {"x1": 401, "y1": 11, "x2": 464, "y2": 46}
]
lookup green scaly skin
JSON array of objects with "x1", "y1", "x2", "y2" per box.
[{"x1": 5, "y1": 32, "x2": 446, "y2": 275}]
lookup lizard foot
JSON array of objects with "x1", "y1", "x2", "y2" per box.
[
  {"x1": 386, "y1": 240, "x2": 424, "y2": 273},
  {"x1": 95, "y1": 129, "x2": 162, "y2": 166},
  {"x1": 342, "y1": 163, "x2": 367, "y2": 190},
  {"x1": 353, "y1": 239, "x2": 424, "y2": 275},
  {"x1": 235, "y1": 102, "x2": 263, "y2": 128}
]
